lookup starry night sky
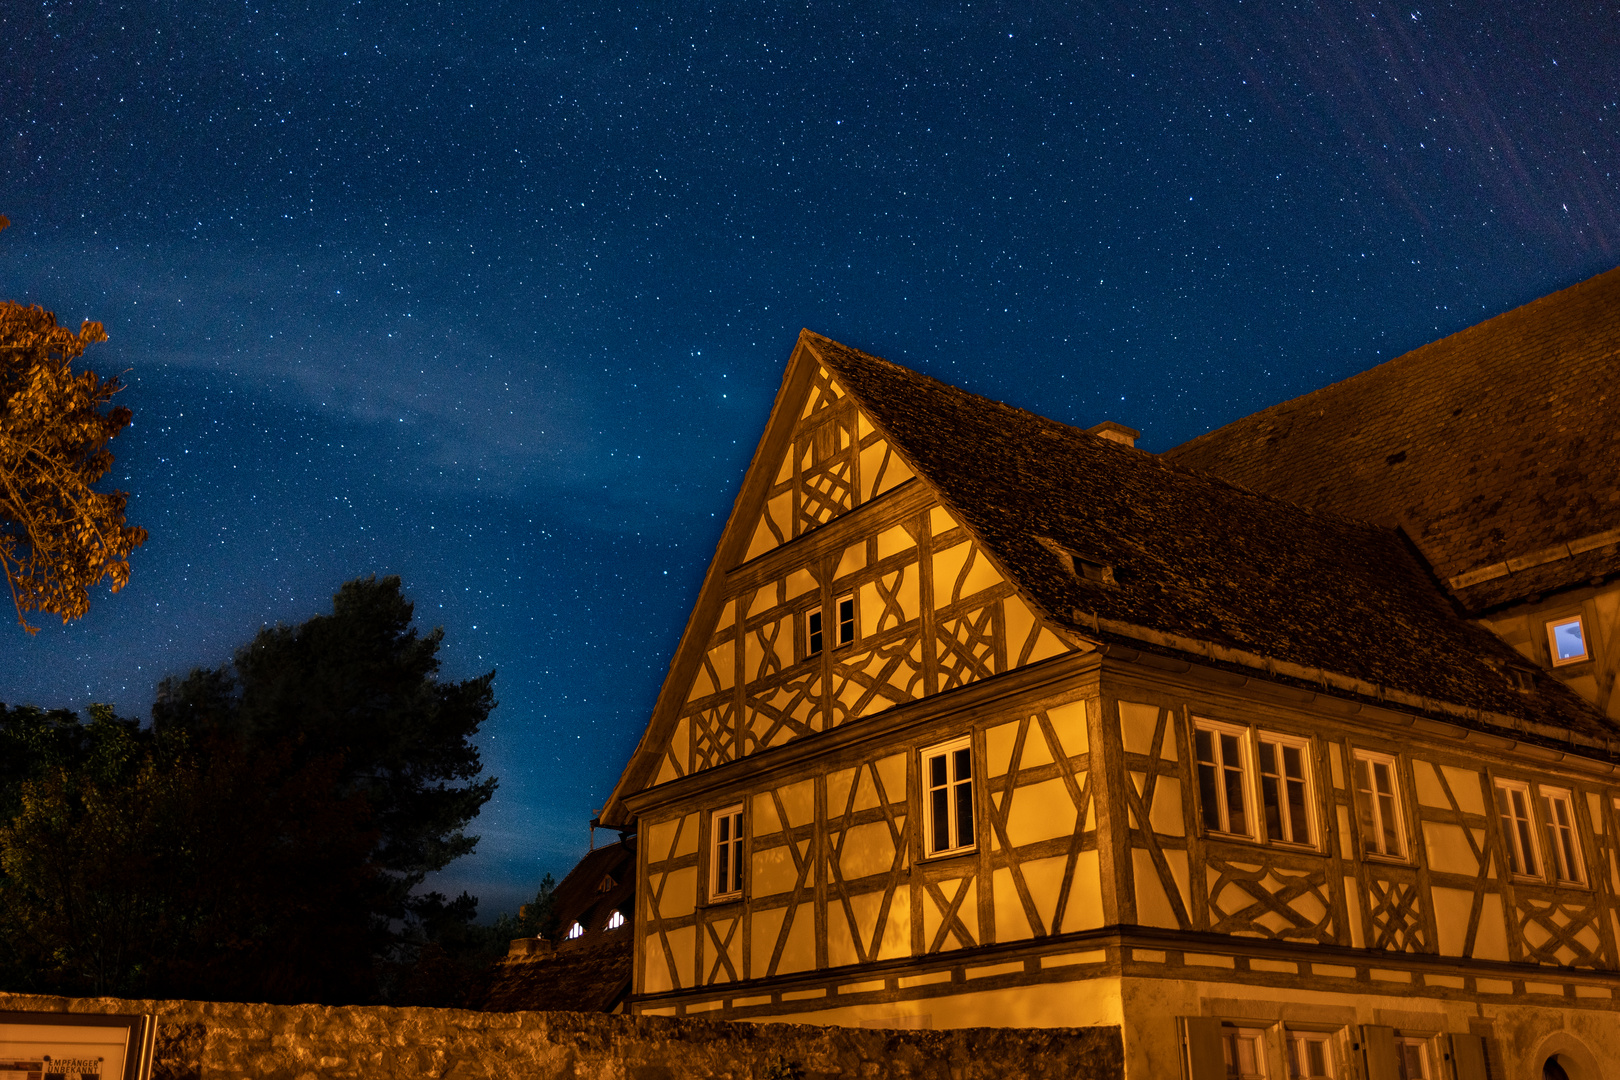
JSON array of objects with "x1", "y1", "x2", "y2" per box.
[{"x1": 3, "y1": 1, "x2": 1617, "y2": 915}]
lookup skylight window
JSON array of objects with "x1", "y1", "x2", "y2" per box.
[
  {"x1": 1547, "y1": 615, "x2": 1589, "y2": 666},
  {"x1": 565, "y1": 921, "x2": 584, "y2": 940}
]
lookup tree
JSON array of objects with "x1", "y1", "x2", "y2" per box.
[
  {"x1": 0, "y1": 217, "x2": 147, "y2": 632},
  {"x1": 0, "y1": 576, "x2": 498, "y2": 1003}
]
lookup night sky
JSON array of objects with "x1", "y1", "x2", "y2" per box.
[{"x1": 3, "y1": 2, "x2": 1617, "y2": 915}]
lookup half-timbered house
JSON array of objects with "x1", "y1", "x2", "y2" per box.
[{"x1": 595, "y1": 267, "x2": 1620, "y2": 1080}]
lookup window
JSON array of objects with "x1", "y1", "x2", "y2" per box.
[
  {"x1": 835, "y1": 592, "x2": 856, "y2": 647},
  {"x1": 1195, "y1": 719, "x2": 1253, "y2": 838},
  {"x1": 1352, "y1": 751, "x2": 1406, "y2": 858},
  {"x1": 1547, "y1": 615, "x2": 1590, "y2": 666},
  {"x1": 806, "y1": 609, "x2": 824, "y2": 656},
  {"x1": 922, "y1": 737, "x2": 975, "y2": 857},
  {"x1": 1221, "y1": 1025, "x2": 1268, "y2": 1080},
  {"x1": 606, "y1": 909, "x2": 626, "y2": 930},
  {"x1": 1286, "y1": 1031, "x2": 1334, "y2": 1079},
  {"x1": 1394, "y1": 1037, "x2": 1431, "y2": 1080},
  {"x1": 1541, "y1": 787, "x2": 1585, "y2": 885},
  {"x1": 565, "y1": 921, "x2": 584, "y2": 940},
  {"x1": 710, "y1": 804, "x2": 744, "y2": 900},
  {"x1": 1258, "y1": 735, "x2": 1314, "y2": 846},
  {"x1": 1495, "y1": 779, "x2": 1540, "y2": 878}
]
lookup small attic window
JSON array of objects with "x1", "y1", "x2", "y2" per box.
[
  {"x1": 1548, "y1": 616, "x2": 1590, "y2": 666},
  {"x1": 606, "y1": 909, "x2": 626, "y2": 930},
  {"x1": 1035, "y1": 536, "x2": 1114, "y2": 586},
  {"x1": 598, "y1": 874, "x2": 617, "y2": 893},
  {"x1": 565, "y1": 921, "x2": 584, "y2": 940}
]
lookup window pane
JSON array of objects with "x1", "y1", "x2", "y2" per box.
[
  {"x1": 1307, "y1": 1040, "x2": 1327, "y2": 1077},
  {"x1": 1261, "y1": 769, "x2": 1283, "y2": 841},
  {"x1": 1353, "y1": 760, "x2": 1377, "y2": 843},
  {"x1": 716, "y1": 845, "x2": 729, "y2": 894},
  {"x1": 1258, "y1": 741, "x2": 1276, "y2": 775},
  {"x1": 955, "y1": 778, "x2": 975, "y2": 849},
  {"x1": 930, "y1": 753, "x2": 947, "y2": 788},
  {"x1": 718, "y1": 815, "x2": 731, "y2": 844},
  {"x1": 1379, "y1": 791, "x2": 1400, "y2": 855},
  {"x1": 838, "y1": 596, "x2": 855, "y2": 643},
  {"x1": 1199, "y1": 759, "x2": 1222, "y2": 830},
  {"x1": 953, "y1": 746, "x2": 972, "y2": 781},
  {"x1": 1222, "y1": 733, "x2": 1248, "y2": 835},
  {"x1": 1553, "y1": 619, "x2": 1587, "y2": 662},
  {"x1": 1287, "y1": 775, "x2": 1310, "y2": 843},
  {"x1": 808, "y1": 611, "x2": 822, "y2": 654},
  {"x1": 932, "y1": 785, "x2": 949, "y2": 852},
  {"x1": 1282, "y1": 744, "x2": 1304, "y2": 781}
]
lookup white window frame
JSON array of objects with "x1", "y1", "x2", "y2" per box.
[
  {"x1": 1220, "y1": 1023, "x2": 1269, "y2": 1080},
  {"x1": 921, "y1": 735, "x2": 976, "y2": 858},
  {"x1": 834, "y1": 591, "x2": 856, "y2": 647},
  {"x1": 1540, "y1": 786, "x2": 1586, "y2": 886},
  {"x1": 1547, "y1": 614, "x2": 1591, "y2": 666},
  {"x1": 1257, "y1": 732, "x2": 1317, "y2": 848},
  {"x1": 1352, "y1": 750, "x2": 1407, "y2": 860},
  {"x1": 805, "y1": 607, "x2": 824, "y2": 657},
  {"x1": 1394, "y1": 1035, "x2": 1432, "y2": 1080},
  {"x1": 1194, "y1": 717, "x2": 1258, "y2": 840},
  {"x1": 709, "y1": 804, "x2": 745, "y2": 901},
  {"x1": 1285, "y1": 1029, "x2": 1335, "y2": 1079},
  {"x1": 1494, "y1": 778, "x2": 1541, "y2": 880}
]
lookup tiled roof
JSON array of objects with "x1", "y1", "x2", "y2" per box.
[
  {"x1": 808, "y1": 334, "x2": 1618, "y2": 747},
  {"x1": 469, "y1": 839, "x2": 636, "y2": 1013},
  {"x1": 1163, "y1": 265, "x2": 1620, "y2": 612}
]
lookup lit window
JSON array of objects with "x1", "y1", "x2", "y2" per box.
[
  {"x1": 806, "y1": 609, "x2": 824, "y2": 656},
  {"x1": 1395, "y1": 1037, "x2": 1431, "y2": 1080},
  {"x1": 1287, "y1": 1031, "x2": 1334, "y2": 1079},
  {"x1": 1221, "y1": 1025, "x2": 1267, "y2": 1080},
  {"x1": 1547, "y1": 616, "x2": 1590, "y2": 666},
  {"x1": 1541, "y1": 787, "x2": 1584, "y2": 885},
  {"x1": 1352, "y1": 751, "x2": 1406, "y2": 858},
  {"x1": 1194, "y1": 719, "x2": 1254, "y2": 838},
  {"x1": 835, "y1": 592, "x2": 856, "y2": 647},
  {"x1": 922, "y1": 736, "x2": 975, "y2": 857},
  {"x1": 1258, "y1": 735, "x2": 1314, "y2": 846},
  {"x1": 606, "y1": 909, "x2": 626, "y2": 930},
  {"x1": 710, "y1": 804, "x2": 744, "y2": 900},
  {"x1": 565, "y1": 921, "x2": 584, "y2": 940},
  {"x1": 1495, "y1": 779, "x2": 1540, "y2": 877}
]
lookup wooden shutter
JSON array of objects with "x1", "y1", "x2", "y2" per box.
[
  {"x1": 1449, "y1": 1033, "x2": 1489, "y2": 1080},
  {"x1": 1182, "y1": 1017, "x2": 1225, "y2": 1080},
  {"x1": 1360, "y1": 1025, "x2": 1401, "y2": 1080}
]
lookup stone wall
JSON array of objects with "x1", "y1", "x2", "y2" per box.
[{"x1": 0, "y1": 993, "x2": 1122, "y2": 1080}]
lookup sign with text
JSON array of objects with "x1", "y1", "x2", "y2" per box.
[{"x1": 0, "y1": 1012, "x2": 153, "y2": 1080}]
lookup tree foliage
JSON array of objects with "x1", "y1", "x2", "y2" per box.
[
  {"x1": 0, "y1": 218, "x2": 147, "y2": 632},
  {"x1": 0, "y1": 576, "x2": 499, "y2": 1003}
]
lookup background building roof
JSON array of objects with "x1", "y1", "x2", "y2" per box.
[{"x1": 1163, "y1": 266, "x2": 1620, "y2": 613}]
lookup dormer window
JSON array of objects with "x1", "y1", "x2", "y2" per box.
[
  {"x1": 565, "y1": 921, "x2": 584, "y2": 940},
  {"x1": 606, "y1": 909, "x2": 626, "y2": 929},
  {"x1": 1035, "y1": 536, "x2": 1114, "y2": 585},
  {"x1": 1547, "y1": 615, "x2": 1590, "y2": 666},
  {"x1": 598, "y1": 874, "x2": 617, "y2": 893}
]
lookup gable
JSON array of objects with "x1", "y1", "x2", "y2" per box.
[
  {"x1": 743, "y1": 362, "x2": 916, "y2": 562},
  {"x1": 601, "y1": 337, "x2": 1079, "y2": 820}
]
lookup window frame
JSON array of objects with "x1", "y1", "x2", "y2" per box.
[
  {"x1": 1351, "y1": 749, "x2": 1408, "y2": 861},
  {"x1": 834, "y1": 591, "x2": 856, "y2": 648},
  {"x1": 1193, "y1": 717, "x2": 1259, "y2": 841},
  {"x1": 805, "y1": 607, "x2": 824, "y2": 658},
  {"x1": 1284, "y1": 1028, "x2": 1336, "y2": 1080},
  {"x1": 1494, "y1": 777, "x2": 1542, "y2": 881},
  {"x1": 1257, "y1": 731, "x2": 1318, "y2": 848},
  {"x1": 709, "y1": 803, "x2": 745, "y2": 902},
  {"x1": 1393, "y1": 1035, "x2": 1432, "y2": 1080},
  {"x1": 1546, "y1": 614, "x2": 1591, "y2": 667},
  {"x1": 1219, "y1": 1023, "x2": 1270, "y2": 1080},
  {"x1": 1540, "y1": 785, "x2": 1586, "y2": 886},
  {"x1": 921, "y1": 735, "x2": 977, "y2": 859},
  {"x1": 1192, "y1": 718, "x2": 1321, "y2": 850}
]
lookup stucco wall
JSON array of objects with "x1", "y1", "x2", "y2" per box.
[{"x1": 0, "y1": 993, "x2": 1122, "y2": 1080}]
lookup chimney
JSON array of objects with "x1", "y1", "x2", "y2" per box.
[{"x1": 1086, "y1": 421, "x2": 1140, "y2": 448}]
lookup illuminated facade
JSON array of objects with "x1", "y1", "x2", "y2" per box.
[{"x1": 597, "y1": 267, "x2": 1620, "y2": 1080}]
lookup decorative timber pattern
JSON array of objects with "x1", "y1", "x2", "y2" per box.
[
  {"x1": 743, "y1": 364, "x2": 916, "y2": 563},
  {"x1": 653, "y1": 401, "x2": 1072, "y2": 786},
  {"x1": 638, "y1": 702, "x2": 1102, "y2": 994}
]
